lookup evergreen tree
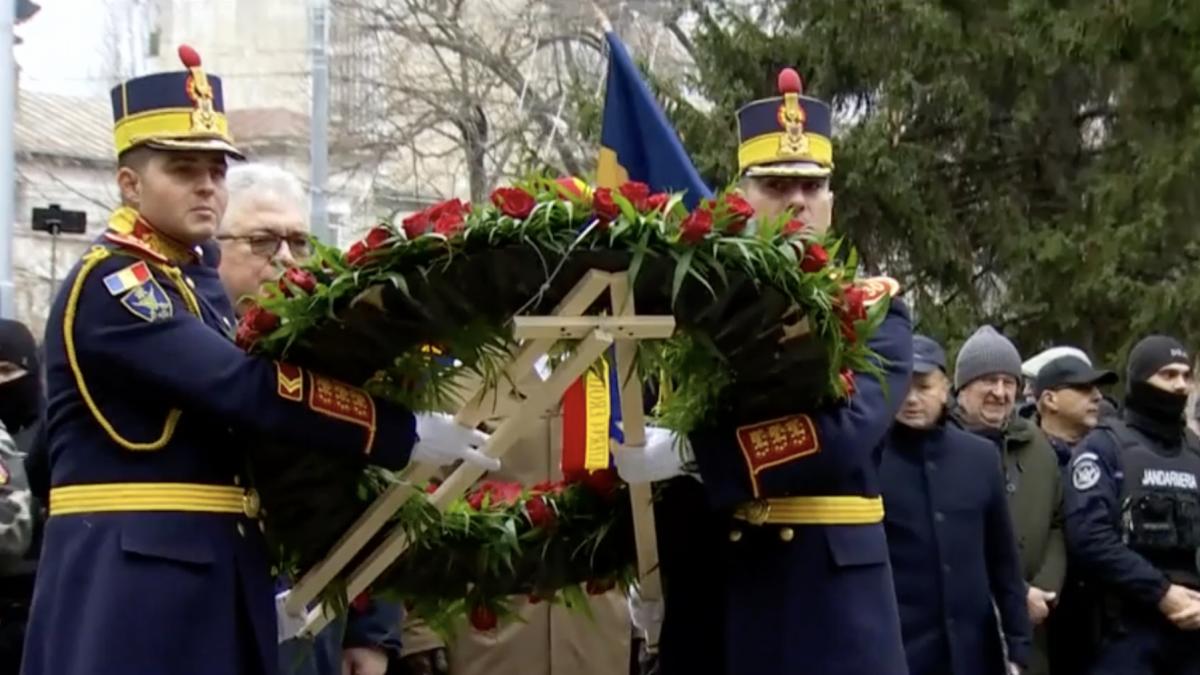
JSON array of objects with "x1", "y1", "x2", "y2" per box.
[{"x1": 665, "y1": 0, "x2": 1200, "y2": 364}]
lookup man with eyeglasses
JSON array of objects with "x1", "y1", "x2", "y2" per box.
[
  {"x1": 217, "y1": 163, "x2": 312, "y2": 312},
  {"x1": 215, "y1": 163, "x2": 410, "y2": 675}
]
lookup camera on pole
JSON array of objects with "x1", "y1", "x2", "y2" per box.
[{"x1": 32, "y1": 204, "x2": 87, "y2": 304}]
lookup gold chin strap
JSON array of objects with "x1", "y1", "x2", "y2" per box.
[{"x1": 64, "y1": 246, "x2": 200, "y2": 451}]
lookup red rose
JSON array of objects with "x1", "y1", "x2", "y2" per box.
[
  {"x1": 350, "y1": 591, "x2": 371, "y2": 613},
  {"x1": 841, "y1": 286, "x2": 868, "y2": 322},
  {"x1": 244, "y1": 304, "x2": 280, "y2": 333},
  {"x1": 619, "y1": 181, "x2": 652, "y2": 211},
  {"x1": 234, "y1": 322, "x2": 258, "y2": 350},
  {"x1": 466, "y1": 490, "x2": 486, "y2": 510},
  {"x1": 585, "y1": 579, "x2": 616, "y2": 595},
  {"x1": 489, "y1": 481, "x2": 523, "y2": 506},
  {"x1": 840, "y1": 369, "x2": 857, "y2": 396},
  {"x1": 783, "y1": 219, "x2": 806, "y2": 236},
  {"x1": 468, "y1": 605, "x2": 498, "y2": 632},
  {"x1": 402, "y1": 210, "x2": 431, "y2": 239},
  {"x1": 279, "y1": 267, "x2": 317, "y2": 297},
  {"x1": 364, "y1": 225, "x2": 392, "y2": 249},
  {"x1": 592, "y1": 188, "x2": 621, "y2": 221},
  {"x1": 645, "y1": 193, "x2": 669, "y2": 212},
  {"x1": 467, "y1": 480, "x2": 523, "y2": 510},
  {"x1": 415, "y1": 199, "x2": 468, "y2": 237},
  {"x1": 679, "y1": 209, "x2": 714, "y2": 244},
  {"x1": 428, "y1": 198, "x2": 470, "y2": 221},
  {"x1": 524, "y1": 496, "x2": 556, "y2": 529},
  {"x1": 579, "y1": 468, "x2": 620, "y2": 499},
  {"x1": 491, "y1": 187, "x2": 537, "y2": 219},
  {"x1": 346, "y1": 226, "x2": 392, "y2": 266},
  {"x1": 345, "y1": 241, "x2": 368, "y2": 266},
  {"x1": 800, "y1": 243, "x2": 830, "y2": 273},
  {"x1": 433, "y1": 210, "x2": 465, "y2": 237},
  {"x1": 531, "y1": 480, "x2": 566, "y2": 496},
  {"x1": 722, "y1": 193, "x2": 755, "y2": 234}
]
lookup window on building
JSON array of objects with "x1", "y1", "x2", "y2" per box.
[{"x1": 147, "y1": 28, "x2": 160, "y2": 57}]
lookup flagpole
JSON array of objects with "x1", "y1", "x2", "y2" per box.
[
  {"x1": 589, "y1": 1, "x2": 613, "y2": 33},
  {"x1": 587, "y1": 2, "x2": 668, "y2": 654}
]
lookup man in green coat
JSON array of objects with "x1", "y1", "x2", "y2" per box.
[{"x1": 950, "y1": 326, "x2": 1067, "y2": 675}]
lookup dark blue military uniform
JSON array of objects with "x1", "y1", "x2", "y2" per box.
[
  {"x1": 688, "y1": 298, "x2": 913, "y2": 675},
  {"x1": 22, "y1": 49, "x2": 418, "y2": 675},
  {"x1": 649, "y1": 68, "x2": 914, "y2": 675},
  {"x1": 1064, "y1": 410, "x2": 1200, "y2": 674}
]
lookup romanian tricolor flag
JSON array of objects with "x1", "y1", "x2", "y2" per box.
[
  {"x1": 102, "y1": 261, "x2": 152, "y2": 295},
  {"x1": 596, "y1": 32, "x2": 713, "y2": 208},
  {"x1": 561, "y1": 33, "x2": 709, "y2": 475}
]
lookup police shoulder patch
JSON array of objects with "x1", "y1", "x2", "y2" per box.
[
  {"x1": 119, "y1": 277, "x2": 174, "y2": 323},
  {"x1": 1072, "y1": 453, "x2": 1102, "y2": 491}
]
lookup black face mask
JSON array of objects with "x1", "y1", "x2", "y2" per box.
[
  {"x1": 1125, "y1": 380, "x2": 1188, "y2": 430},
  {"x1": 0, "y1": 319, "x2": 40, "y2": 433},
  {"x1": 0, "y1": 372, "x2": 39, "y2": 433}
]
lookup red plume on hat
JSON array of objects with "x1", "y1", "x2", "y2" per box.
[
  {"x1": 777, "y1": 68, "x2": 803, "y2": 95},
  {"x1": 178, "y1": 44, "x2": 202, "y2": 68}
]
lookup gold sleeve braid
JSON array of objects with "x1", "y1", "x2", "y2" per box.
[{"x1": 64, "y1": 246, "x2": 201, "y2": 451}]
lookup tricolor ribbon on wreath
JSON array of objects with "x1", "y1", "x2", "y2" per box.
[{"x1": 560, "y1": 346, "x2": 625, "y2": 475}]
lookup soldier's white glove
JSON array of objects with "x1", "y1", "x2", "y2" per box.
[
  {"x1": 627, "y1": 584, "x2": 665, "y2": 637},
  {"x1": 412, "y1": 412, "x2": 501, "y2": 471},
  {"x1": 612, "y1": 426, "x2": 696, "y2": 483},
  {"x1": 275, "y1": 590, "x2": 307, "y2": 644}
]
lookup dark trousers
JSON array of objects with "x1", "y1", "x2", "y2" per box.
[
  {"x1": 1089, "y1": 612, "x2": 1200, "y2": 675},
  {"x1": 0, "y1": 576, "x2": 33, "y2": 675}
]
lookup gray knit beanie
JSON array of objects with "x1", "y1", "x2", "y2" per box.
[{"x1": 954, "y1": 325, "x2": 1023, "y2": 390}]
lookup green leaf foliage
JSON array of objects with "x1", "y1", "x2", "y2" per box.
[{"x1": 655, "y1": 1, "x2": 1200, "y2": 366}]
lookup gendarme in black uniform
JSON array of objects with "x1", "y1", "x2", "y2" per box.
[{"x1": 1064, "y1": 336, "x2": 1200, "y2": 674}]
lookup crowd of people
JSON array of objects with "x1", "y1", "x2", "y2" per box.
[
  {"x1": 877, "y1": 328, "x2": 1200, "y2": 675},
  {"x1": 0, "y1": 41, "x2": 1197, "y2": 675}
]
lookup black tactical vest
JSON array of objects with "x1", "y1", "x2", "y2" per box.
[{"x1": 1105, "y1": 421, "x2": 1200, "y2": 586}]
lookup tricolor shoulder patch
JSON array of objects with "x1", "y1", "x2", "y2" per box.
[
  {"x1": 736, "y1": 414, "x2": 820, "y2": 498},
  {"x1": 854, "y1": 276, "x2": 900, "y2": 307},
  {"x1": 103, "y1": 261, "x2": 153, "y2": 295}
]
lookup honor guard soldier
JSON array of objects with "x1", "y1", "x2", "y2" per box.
[
  {"x1": 21, "y1": 46, "x2": 496, "y2": 675},
  {"x1": 616, "y1": 68, "x2": 914, "y2": 675},
  {"x1": 1064, "y1": 336, "x2": 1200, "y2": 674}
]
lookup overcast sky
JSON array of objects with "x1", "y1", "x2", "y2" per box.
[{"x1": 16, "y1": 0, "x2": 120, "y2": 97}]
